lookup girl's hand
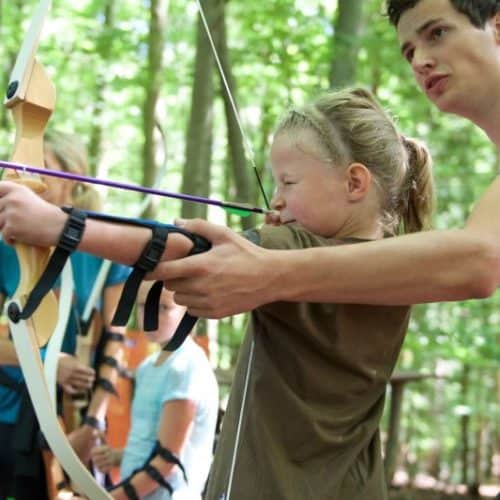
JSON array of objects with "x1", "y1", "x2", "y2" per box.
[
  {"x1": 0, "y1": 181, "x2": 66, "y2": 247},
  {"x1": 90, "y1": 444, "x2": 120, "y2": 473},
  {"x1": 57, "y1": 353, "x2": 95, "y2": 394}
]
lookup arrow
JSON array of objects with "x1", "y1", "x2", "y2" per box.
[{"x1": 0, "y1": 159, "x2": 273, "y2": 217}]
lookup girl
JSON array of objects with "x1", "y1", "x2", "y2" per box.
[{"x1": 203, "y1": 87, "x2": 434, "y2": 500}]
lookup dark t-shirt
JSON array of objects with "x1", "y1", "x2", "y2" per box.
[{"x1": 205, "y1": 224, "x2": 410, "y2": 500}]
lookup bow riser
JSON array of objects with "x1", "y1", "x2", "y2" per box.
[{"x1": 6, "y1": 58, "x2": 58, "y2": 347}]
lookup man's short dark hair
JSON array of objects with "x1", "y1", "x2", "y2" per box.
[{"x1": 386, "y1": 0, "x2": 500, "y2": 28}]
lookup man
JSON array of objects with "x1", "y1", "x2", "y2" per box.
[
  {"x1": 0, "y1": 0, "x2": 499, "y2": 317},
  {"x1": 152, "y1": 0, "x2": 500, "y2": 316}
]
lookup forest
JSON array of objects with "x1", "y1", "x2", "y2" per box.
[{"x1": 0, "y1": 0, "x2": 498, "y2": 498}]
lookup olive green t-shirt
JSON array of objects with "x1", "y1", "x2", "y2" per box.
[{"x1": 205, "y1": 224, "x2": 410, "y2": 500}]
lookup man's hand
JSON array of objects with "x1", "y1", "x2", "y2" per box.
[
  {"x1": 0, "y1": 181, "x2": 65, "y2": 247},
  {"x1": 57, "y1": 353, "x2": 95, "y2": 394},
  {"x1": 151, "y1": 219, "x2": 281, "y2": 318}
]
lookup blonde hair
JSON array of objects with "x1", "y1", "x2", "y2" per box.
[
  {"x1": 44, "y1": 130, "x2": 102, "y2": 211},
  {"x1": 274, "y1": 87, "x2": 435, "y2": 235}
]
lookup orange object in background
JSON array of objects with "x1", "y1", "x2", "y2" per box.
[{"x1": 106, "y1": 330, "x2": 153, "y2": 482}]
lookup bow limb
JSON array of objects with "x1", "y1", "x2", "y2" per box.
[
  {"x1": 45, "y1": 260, "x2": 75, "y2": 409},
  {"x1": 4, "y1": 1, "x2": 111, "y2": 497}
]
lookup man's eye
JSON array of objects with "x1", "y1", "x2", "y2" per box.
[
  {"x1": 405, "y1": 48, "x2": 415, "y2": 63},
  {"x1": 430, "y1": 26, "x2": 447, "y2": 40}
]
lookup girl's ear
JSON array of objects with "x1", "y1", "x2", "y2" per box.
[{"x1": 345, "y1": 162, "x2": 372, "y2": 201}]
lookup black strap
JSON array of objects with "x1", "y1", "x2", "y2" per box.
[
  {"x1": 143, "y1": 463, "x2": 173, "y2": 494},
  {"x1": 122, "y1": 481, "x2": 139, "y2": 500},
  {"x1": 101, "y1": 330, "x2": 125, "y2": 343},
  {"x1": 100, "y1": 355, "x2": 130, "y2": 378},
  {"x1": 143, "y1": 280, "x2": 164, "y2": 331},
  {"x1": 152, "y1": 441, "x2": 188, "y2": 483},
  {"x1": 60, "y1": 209, "x2": 212, "y2": 350},
  {"x1": 82, "y1": 415, "x2": 106, "y2": 431},
  {"x1": 111, "y1": 225, "x2": 170, "y2": 327},
  {"x1": 94, "y1": 378, "x2": 118, "y2": 397},
  {"x1": 162, "y1": 312, "x2": 198, "y2": 352},
  {"x1": 144, "y1": 280, "x2": 198, "y2": 352},
  {"x1": 8, "y1": 207, "x2": 86, "y2": 324}
]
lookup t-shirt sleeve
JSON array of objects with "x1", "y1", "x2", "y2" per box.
[
  {"x1": 160, "y1": 355, "x2": 201, "y2": 405},
  {"x1": 243, "y1": 224, "x2": 335, "y2": 251}
]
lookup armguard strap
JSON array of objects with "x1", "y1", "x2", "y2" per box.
[
  {"x1": 65, "y1": 209, "x2": 211, "y2": 350},
  {"x1": 100, "y1": 355, "x2": 130, "y2": 379},
  {"x1": 121, "y1": 481, "x2": 139, "y2": 500},
  {"x1": 143, "y1": 463, "x2": 173, "y2": 494},
  {"x1": 151, "y1": 441, "x2": 188, "y2": 483},
  {"x1": 8, "y1": 207, "x2": 87, "y2": 323},
  {"x1": 94, "y1": 377, "x2": 118, "y2": 397},
  {"x1": 111, "y1": 224, "x2": 170, "y2": 327}
]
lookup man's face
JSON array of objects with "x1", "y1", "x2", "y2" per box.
[{"x1": 397, "y1": 0, "x2": 500, "y2": 119}]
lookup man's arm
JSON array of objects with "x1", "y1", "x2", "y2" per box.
[{"x1": 154, "y1": 177, "x2": 500, "y2": 317}]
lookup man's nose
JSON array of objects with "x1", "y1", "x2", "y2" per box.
[{"x1": 412, "y1": 47, "x2": 436, "y2": 74}]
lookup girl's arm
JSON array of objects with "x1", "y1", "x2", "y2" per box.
[
  {"x1": 111, "y1": 399, "x2": 196, "y2": 499},
  {"x1": 0, "y1": 181, "x2": 195, "y2": 264}
]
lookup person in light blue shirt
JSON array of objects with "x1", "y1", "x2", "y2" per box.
[{"x1": 91, "y1": 282, "x2": 219, "y2": 500}]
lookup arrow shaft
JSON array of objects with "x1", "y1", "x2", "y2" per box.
[{"x1": 0, "y1": 160, "x2": 269, "y2": 215}]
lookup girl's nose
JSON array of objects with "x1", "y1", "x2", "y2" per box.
[{"x1": 271, "y1": 192, "x2": 285, "y2": 211}]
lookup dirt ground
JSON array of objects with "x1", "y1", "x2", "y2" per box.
[{"x1": 389, "y1": 489, "x2": 498, "y2": 500}]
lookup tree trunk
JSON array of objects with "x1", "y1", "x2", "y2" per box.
[
  {"x1": 88, "y1": 0, "x2": 116, "y2": 177},
  {"x1": 329, "y1": 0, "x2": 364, "y2": 89},
  {"x1": 460, "y1": 364, "x2": 471, "y2": 486},
  {"x1": 142, "y1": 0, "x2": 169, "y2": 220},
  {"x1": 214, "y1": 0, "x2": 259, "y2": 230},
  {"x1": 180, "y1": 0, "x2": 215, "y2": 220}
]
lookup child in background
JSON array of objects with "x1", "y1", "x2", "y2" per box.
[{"x1": 91, "y1": 282, "x2": 219, "y2": 500}]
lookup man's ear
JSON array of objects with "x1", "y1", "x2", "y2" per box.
[{"x1": 345, "y1": 162, "x2": 372, "y2": 201}]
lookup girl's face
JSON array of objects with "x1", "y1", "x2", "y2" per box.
[
  {"x1": 42, "y1": 146, "x2": 75, "y2": 206},
  {"x1": 269, "y1": 129, "x2": 354, "y2": 238},
  {"x1": 136, "y1": 284, "x2": 187, "y2": 345}
]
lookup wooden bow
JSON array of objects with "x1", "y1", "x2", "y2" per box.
[{"x1": 4, "y1": 1, "x2": 111, "y2": 497}]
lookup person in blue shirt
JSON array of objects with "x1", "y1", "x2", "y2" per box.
[
  {"x1": 0, "y1": 131, "x2": 130, "y2": 500},
  {"x1": 91, "y1": 282, "x2": 219, "y2": 500}
]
